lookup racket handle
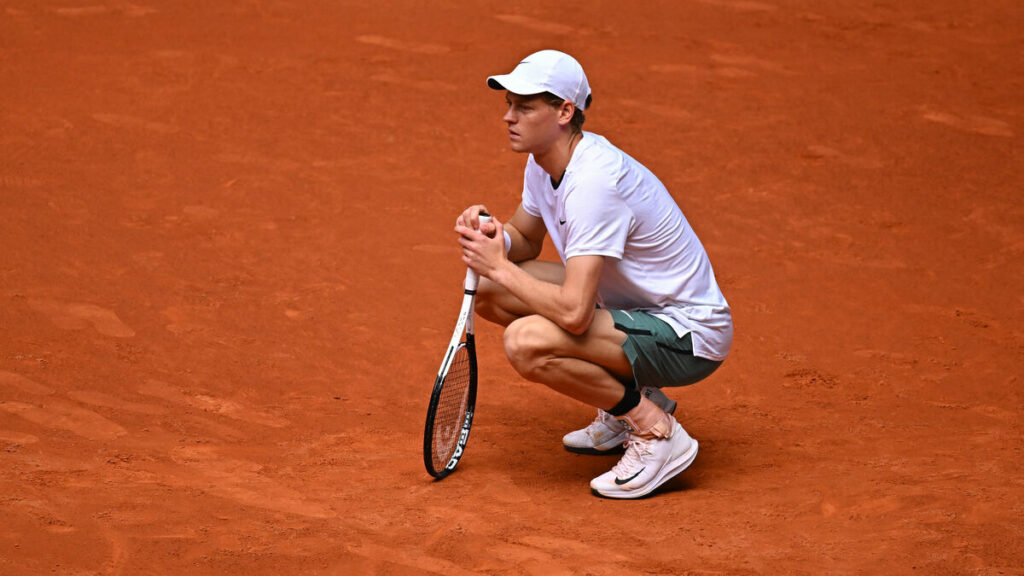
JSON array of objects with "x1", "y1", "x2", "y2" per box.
[{"x1": 465, "y1": 213, "x2": 491, "y2": 291}]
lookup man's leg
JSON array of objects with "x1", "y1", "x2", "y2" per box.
[
  {"x1": 476, "y1": 259, "x2": 681, "y2": 471},
  {"x1": 476, "y1": 259, "x2": 629, "y2": 407},
  {"x1": 502, "y1": 310, "x2": 632, "y2": 409},
  {"x1": 476, "y1": 260, "x2": 675, "y2": 412},
  {"x1": 501, "y1": 307, "x2": 697, "y2": 499}
]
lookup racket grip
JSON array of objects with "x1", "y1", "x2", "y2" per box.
[{"x1": 464, "y1": 213, "x2": 492, "y2": 291}]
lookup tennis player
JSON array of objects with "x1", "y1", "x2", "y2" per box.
[{"x1": 455, "y1": 50, "x2": 732, "y2": 499}]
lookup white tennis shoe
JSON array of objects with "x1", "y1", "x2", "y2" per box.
[
  {"x1": 561, "y1": 386, "x2": 677, "y2": 454},
  {"x1": 589, "y1": 421, "x2": 698, "y2": 499},
  {"x1": 562, "y1": 409, "x2": 627, "y2": 454}
]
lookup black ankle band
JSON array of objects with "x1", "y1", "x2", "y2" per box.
[{"x1": 607, "y1": 387, "x2": 641, "y2": 416}]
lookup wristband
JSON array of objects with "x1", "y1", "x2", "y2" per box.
[{"x1": 503, "y1": 230, "x2": 512, "y2": 254}]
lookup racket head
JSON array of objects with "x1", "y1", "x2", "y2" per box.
[{"x1": 423, "y1": 335, "x2": 478, "y2": 479}]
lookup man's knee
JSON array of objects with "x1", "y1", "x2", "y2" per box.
[{"x1": 503, "y1": 316, "x2": 556, "y2": 377}]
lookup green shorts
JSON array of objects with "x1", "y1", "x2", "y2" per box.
[{"x1": 609, "y1": 309, "x2": 722, "y2": 390}]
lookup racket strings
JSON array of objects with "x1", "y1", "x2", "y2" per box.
[{"x1": 431, "y1": 345, "x2": 472, "y2": 470}]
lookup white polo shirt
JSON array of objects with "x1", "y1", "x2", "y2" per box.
[{"x1": 521, "y1": 132, "x2": 732, "y2": 361}]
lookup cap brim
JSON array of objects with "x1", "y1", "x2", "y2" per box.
[{"x1": 486, "y1": 74, "x2": 546, "y2": 96}]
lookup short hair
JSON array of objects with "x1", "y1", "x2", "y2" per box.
[{"x1": 542, "y1": 92, "x2": 592, "y2": 134}]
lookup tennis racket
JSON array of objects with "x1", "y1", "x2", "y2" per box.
[{"x1": 423, "y1": 213, "x2": 491, "y2": 479}]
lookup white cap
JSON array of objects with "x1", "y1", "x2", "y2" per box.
[{"x1": 487, "y1": 50, "x2": 591, "y2": 111}]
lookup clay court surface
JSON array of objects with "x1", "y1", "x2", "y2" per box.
[{"x1": 2, "y1": 1, "x2": 1022, "y2": 574}]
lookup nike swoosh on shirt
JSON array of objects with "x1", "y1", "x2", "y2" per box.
[
  {"x1": 558, "y1": 218, "x2": 566, "y2": 225},
  {"x1": 614, "y1": 467, "x2": 645, "y2": 485}
]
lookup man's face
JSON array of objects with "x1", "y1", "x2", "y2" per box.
[{"x1": 502, "y1": 92, "x2": 565, "y2": 154}]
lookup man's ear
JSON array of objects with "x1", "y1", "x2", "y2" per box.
[{"x1": 558, "y1": 101, "x2": 576, "y2": 126}]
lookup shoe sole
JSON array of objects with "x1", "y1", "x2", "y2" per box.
[{"x1": 590, "y1": 439, "x2": 698, "y2": 499}]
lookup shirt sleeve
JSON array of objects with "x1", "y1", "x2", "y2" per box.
[{"x1": 562, "y1": 174, "x2": 633, "y2": 260}]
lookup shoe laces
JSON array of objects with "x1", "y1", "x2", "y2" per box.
[
  {"x1": 611, "y1": 436, "x2": 654, "y2": 477},
  {"x1": 588, "y1": 410, "x2": 616, "y2": 432}
]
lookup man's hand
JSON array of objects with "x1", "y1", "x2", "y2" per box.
[
  {"x1": 455, "y1": 215, "x2": 507, "y2": 279},
  {"x1": 455, "y1": 205, "x2": 497, "y2": 238}
]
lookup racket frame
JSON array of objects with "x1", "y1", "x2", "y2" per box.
[{"x1": 423, "y1": 214, "x2": 489, "y2": 479}]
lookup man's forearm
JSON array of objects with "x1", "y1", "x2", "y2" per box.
[{"x1": 489, "y1": 258, "x2": 598, "y2": 335}]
